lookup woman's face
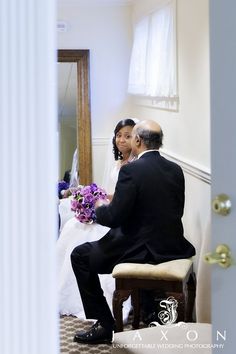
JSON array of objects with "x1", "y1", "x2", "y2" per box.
[{"x1": 115, "y1": 125, "x2": 133, "y2": 156}]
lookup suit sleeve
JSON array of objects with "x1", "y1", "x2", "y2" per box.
[{"x1": 95, "y1": 165, "x2": 136, "y2": 228}]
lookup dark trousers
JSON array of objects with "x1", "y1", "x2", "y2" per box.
[
  {"x1": 71, "y1": 241, "x2": 115, "y2": 329},
  {"x1": 71, "y1": 236, "x2": 151, "y2": 329}
]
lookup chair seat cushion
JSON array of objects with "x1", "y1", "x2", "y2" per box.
[{"x1": 112, "y1": 259, "x2": 193, "y2": 281}]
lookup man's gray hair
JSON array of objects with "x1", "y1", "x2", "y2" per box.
[{"x1": 136, "y1": 127, "x2": 163, "y2": 149}]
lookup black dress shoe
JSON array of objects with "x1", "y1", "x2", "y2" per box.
[{"x1": 73, "y1": 321, "x2": 113, "y2": 344}]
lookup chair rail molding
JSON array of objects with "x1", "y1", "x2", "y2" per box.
[
  {"x1": 92, "y1": 142, "x2": 211, "y2": 184},
  {"x1": 92, "y1": 137, "x2": 110, "y2": 146},
  {"x1": 161, "y1": 149, "x2": 211, "y2": 184}
]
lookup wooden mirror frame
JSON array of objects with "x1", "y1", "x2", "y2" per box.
[{"x1": 58, "y1": 49, "x2": 92, "y2": 185}]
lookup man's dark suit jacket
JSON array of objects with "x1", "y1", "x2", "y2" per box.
[{"x1": 95, "y1": 151, "x2": 195, "y2": 270}]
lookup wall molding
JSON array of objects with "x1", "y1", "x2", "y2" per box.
[
  {"x1": 92, "y1": 138, "x2": 211, "y2": 184},
  {"x1": 92, "y1": 137, "x2": 109, "y2": 146},
  {"x1": 58, "y1": 0, "x2": 133, "y2": 7},
  {"x1": 161, "y1": 149, "x2": 211, "y2": 184},
  {"x1": 130, "y1": 95, "x2": 179, "y2": 112}
]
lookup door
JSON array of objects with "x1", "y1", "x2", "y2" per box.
[{"x1": 209, "y1": 0, "x2": 236, "y2": 352}]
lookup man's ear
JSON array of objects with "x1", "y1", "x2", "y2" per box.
[{"x1": 135, "y1": 135, "x2": 142, "y2": 146}]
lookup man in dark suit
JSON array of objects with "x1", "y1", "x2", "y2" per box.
[{"x1": 71, "y1": 120, "x2": 195, "y2": 344}]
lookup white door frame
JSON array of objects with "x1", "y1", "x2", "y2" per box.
[
  {"x1": 0, "y1": 0, "x2": 59, "y2": 353},
  {"x1": 210, "y1": 0, "x2": 236, "y2": 353}
]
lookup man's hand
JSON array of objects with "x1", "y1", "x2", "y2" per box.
[
  {"x1": 106, "y1": 194, "x2": 114, "y2": 202},
  {"x1": 95, "y1": 198, "x2": 110, "y2": 209}
]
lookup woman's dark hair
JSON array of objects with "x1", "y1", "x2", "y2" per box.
[
  {"x1": 63, "y1": 170, "x2": 71, "y2": 184},
  {"x1": 112, "y1": 118, "x2": 136, "y2": 160}
]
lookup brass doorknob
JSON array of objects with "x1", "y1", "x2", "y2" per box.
[
  {"x1": 204, "y1": 244, "x2": 233, "y2": 268},
  {"x1": 212, "y1": 194, "x2": 231, "y2": 216}
]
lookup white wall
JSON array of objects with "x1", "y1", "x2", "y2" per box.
[
  {"x1": 58, "y1": 2, "x2": 133, "y2": 183},
  {"x1": 129, "y1": 0, "x2": 210, "y2": 170}
]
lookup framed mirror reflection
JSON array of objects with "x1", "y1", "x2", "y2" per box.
[{"x1": 58, "y1": 49, "x2": 92, "y2": 186}]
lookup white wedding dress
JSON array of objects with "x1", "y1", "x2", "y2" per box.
[{"x1": 57, "y1": 160, "x2": 131, "y2": 321}]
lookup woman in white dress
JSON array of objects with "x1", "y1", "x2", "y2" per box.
[
  {"x1": 58, "y1": 149, "x2": 78, "y2": 232},
  {"x1": 57, "y1": 118, "x2": 136, "y2": 320}
]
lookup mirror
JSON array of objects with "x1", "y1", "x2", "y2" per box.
[
  {"x1": 58, "y1": 62, "x2": 77, "y2": 184},
  {"x1": 58, "y1": 49, "x2": 92, "y2": 185}
]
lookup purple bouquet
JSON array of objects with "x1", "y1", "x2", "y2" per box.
[{"x1": 71, "y1": 183, "x2": 107, "y2": 224}]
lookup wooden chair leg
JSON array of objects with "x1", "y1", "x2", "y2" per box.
[
  {"x1": 131, "y1": 289, "x2": 140, "y2": 329},
  {"x1": 113, "y1": 289, "x2": 131, "y2": 332},
  {"x1": 186, "y1": 272, "x2": 196, "y2": 322}
]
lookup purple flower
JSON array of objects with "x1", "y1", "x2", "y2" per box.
[
  {"x1": 58, "y1": 180, "x2": 69, "y2": 198},
  {"x1": 71, "y1": 183, "x2": 107, "y2": 224}
]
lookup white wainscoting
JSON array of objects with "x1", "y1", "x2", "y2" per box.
[
  {"x1": 92, "y1": 140, "x2": 211, "y2": 186},
  {"x1": 161, "y1": 150, "x2": 211, "y2": 323},
  {"x1": 92, "y1": 137, "x2": 110, "y2": 146},
  {"x1": 91, "y1": 139, "x2": 211, "y2": 187},
  {"x1": 92, "y1": 137, "x2": 110, "y2": 185},
  {"x1": 161, "y1": 149, "x2": 211, "y2": 184}
]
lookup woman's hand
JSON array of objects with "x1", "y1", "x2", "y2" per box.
[{"x1": 62, "y1": 189, "x2": 72, "y2": 198}]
